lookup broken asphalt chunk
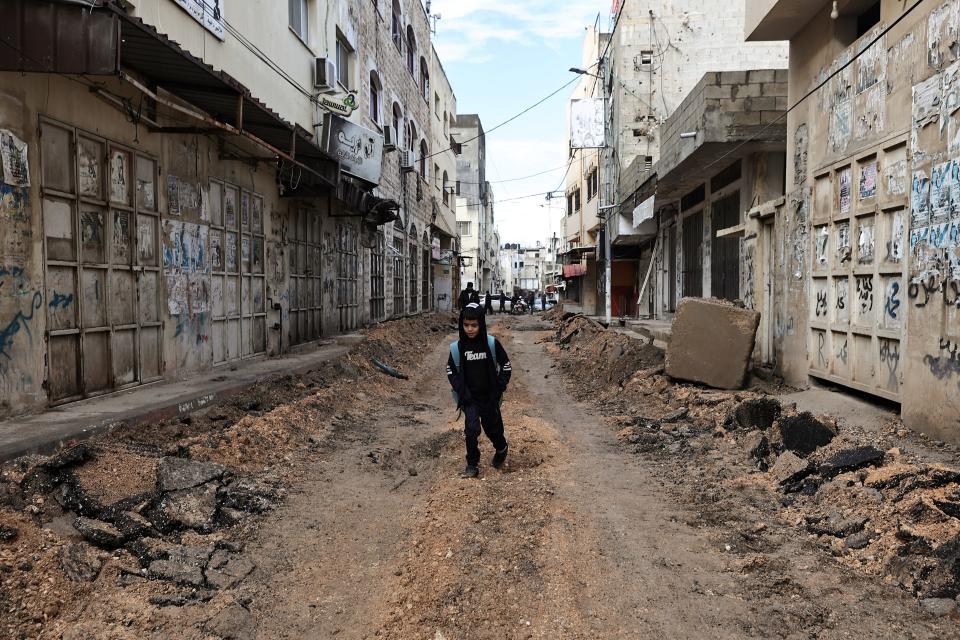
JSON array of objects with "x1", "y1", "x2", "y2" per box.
[
  {"x1": 206, "y1": 549, "x2": 255, "y2": 589},
  {"x1": 74, "y1": 517, "x2": 125, "y2": 548},
  {"x1": 152, "y1": 483, "x2": 219, "y2": 531},
  {"x1": 744, "y1": 432, "x2": 769, "y2": 461},
  {"x1": 818, "y1": 446, "x2": 885, "y2": 479},
  {"x1": 156, "y1": 457, "x2": 228, "y2": 493},
  {"x1": 58, "y1": 543, "x2": 102, "y2": 582},
  {"x1": 769, "y1": 451, "x2": 813, "y2": 485},
  {"x1": 217, "y1": 477, "x2": 285, "y2": 514},
  {"x1": 773, "y1": 412, "x2": 836, "y2": 457},
  {"x1": 731, "y1": 397, "x2": 782, "y2": 431},
  {"x1": 806, "y1": 513, "x2": 867, "y2": 538},
  {"x1": 0, "y1": 524, "x2": 17, "y2": 542},
  {"x1": 43, "y1": 443, "x2": 95, "y2": 470}
]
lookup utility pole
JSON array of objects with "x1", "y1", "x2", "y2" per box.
[{"x1": 601, "y1": 54, "x2": 613, "y2": 326}]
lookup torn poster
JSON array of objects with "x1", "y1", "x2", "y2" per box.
[{"x1": 0, "y1": 130, "x2": 30, "y2": 187}]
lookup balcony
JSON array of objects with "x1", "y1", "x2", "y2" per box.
[{"x1": 746, "y1": 0, "x2": 834, "y2": 41}]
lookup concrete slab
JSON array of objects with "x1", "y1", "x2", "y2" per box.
[
  {"x1": 0, "y1": 336, "x2": 362, "y2": 462},
  {"x1": 665, "y1": 298, "x2": 760, "y2": 390}
]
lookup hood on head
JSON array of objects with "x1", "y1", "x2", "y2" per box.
[{"x1": 458, "y1": 302, "x2": 488, "y2": 342}]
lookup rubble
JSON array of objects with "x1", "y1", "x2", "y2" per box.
[
  {"x1": 58, "y1": 543, "x2": 103, "y2": 582},
  {"x1": 0, "y1": 523, "x2": 17, "y2": 541},
  {"x1": 730, "y1": 397, "x2": 781, "y2": 431},
  {"x1": 772, "y1": 412, "x2": 836, "y2": 456},
  {"x1": 73, "y1": 516, "x2": 125, "y2": 548},
  {"x1": 806, "y1": 513, "x2": 867, "y2": 537},
  {"x1": 817, "y1": 446, "x2": 885, "y2": 478},
  {"x1": 156, "y1": 456, "x2": 228, "y2": 492},
  {"x1": 665, "y1": 298, "x2": 760, "y2": 389},
  {"x1": 744, "y1": 432, "x2": 769, "y2": 461},
  {"x1": 152, "y1": 483, "x2": 219, "y2": 532},
  {"x1": 770, "y1": 451, "x2": 812, "y2": 485}
]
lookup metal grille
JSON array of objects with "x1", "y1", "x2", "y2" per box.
[
  {"x1": 409, "y1": 240, "x2": 418, "y2": 311},
  {"x1": 40, "y1": 118, "x2": 162, "y2": 404},
  {"x1": 422, "y1": 234, "x2": 430, "y2": 311},
  {"x1": 392, "y1": 234, "x2": 405, "y2": 315},
  {"x1": 710, "y1": 192, "x2": 741, "y2": 301},
  {"x1": 681, "y1": 211, "x2": 703, "y2": 298}
]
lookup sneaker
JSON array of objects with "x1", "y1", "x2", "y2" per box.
[
  {"x1": 461, "y1": 465, "x2": 479, "y2": 478},
  {"x1": 491, "y1": 444, "x2": 509, "y2": 469}
]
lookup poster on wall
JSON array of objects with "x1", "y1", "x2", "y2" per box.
[
  {"x1": 241, "y1": 192, "x2": 250, "y2": 229},
  {"x1": 859, "y1": 162, "x2": 877, "y2": 201},
  {"x1": 838, "y1": 168, "x2": 852, "y2": 214},
  {"x1": 110, "y1": 150, "x2": 130, "y2": 205},
  {"x1": 172, "y1": 0, "x2": 225, "y2": 40},
  {"x1": 569, "y1": 98, "x2": 605, "y2": 149},
  {"x1": 252, "y1": 196, "x2": 263, "y2": 233},
  {"x1": 0, "y1": 129, "x2": 30, "y2": 187}
]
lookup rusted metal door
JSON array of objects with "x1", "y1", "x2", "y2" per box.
[
  {"x1": 681, "y1": 210, "x2": 703, "y2": 298},
  {"x1": 41, "y1": 118, "x2": 162, "y2": 403},
  {"x1": 287, "y1": 206, "x2": 322, "y2": 345},
  {"x1": 422, "y1": 232, "x2": 430, "y2": 312},
  {"x1": 209, "y1": 180, "x2": 267, "y2": 364},
  {"x1": 370, "y1": 232, "x2": 385, "y2": 321},
  {"x1": 336, "y1": 223, "x2": 359, "y2": 332},
  {"x1": 710, "y1": 192, "x2": 741, "y2": 301},
  {"x1": 392, "y1": 230, "x2": 405, "y2": 316}
]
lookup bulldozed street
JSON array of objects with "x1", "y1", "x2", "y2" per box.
[{"x1": 1, "y1": 312, "x2": 959, "y2": 639}]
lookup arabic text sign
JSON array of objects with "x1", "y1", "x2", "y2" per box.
[{"x1": 172, "y1": 0, "x2": 225, "y2": 41}]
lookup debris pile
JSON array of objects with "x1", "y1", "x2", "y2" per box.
[
  {"x1": 549, "y1": 314, "x2": 960, "y2": 611},
  {"x1": 0, "y1": 313, "x2": 453, "y2": 638}
]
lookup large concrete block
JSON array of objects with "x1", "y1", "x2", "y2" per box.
[{"x1": 665, "y1": 298, "x2": 760, "y2": 389}]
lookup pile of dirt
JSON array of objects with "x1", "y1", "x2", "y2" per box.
[
  {"x1": 0, "y1": 313, "x2": 454, "y2": 639},
  {"x1": 552, "y1": 314, "x2": 664, "y2": 393},
  {"x1": 547, "y1": 315, "x2": 960, "y2": 611}
]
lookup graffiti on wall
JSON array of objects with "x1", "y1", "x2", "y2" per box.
[
  {"x1": 0, "y1": 291, "x2": 42, "y2": 361},
  {"x1": 794, "y1": 124, "x2": 809, "y2": 187},
  {"x1": 789, "y1": 189, "x2": 810, "y2": 280},
  {"x1": 162, "y1": 221, "x2": 210, "y2": 316},
  {"x1": 923, "y1": 337, "x2": 960, "y2": 383}
]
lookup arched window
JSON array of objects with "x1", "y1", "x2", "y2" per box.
[
  {"x1": 419, "y1": 139, "x2": 428, "y2": 178},
  {"x1": 406, "y1": 121, "x2": 417, "y2": 152},
  {"x1": 392, "y1": 102, "x2": 402, "y2": 142},
  {"x1": 442, "y1": 170, "x2": 449, "y2": 206},
  {"x1": 409, "y1": 222, "x2": 417, "y2": 238},
  {"x1": 419, "y1": 57, "x2": 429, "y2": 101},
  {"x1": 406, "y1": 25, "x2": 416, "y2": 75},
  {"x1": 391, "y1": 0, "x2": 402, "y2": 51},
  {"x1": 369, "y1": 71, "x2": 382, "y2": 124}
]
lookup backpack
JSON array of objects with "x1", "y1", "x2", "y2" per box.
[{"x1": 449, "y1": 336, "x2": 501, "y2": 407}]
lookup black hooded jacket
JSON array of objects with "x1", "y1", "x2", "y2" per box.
[{"x1": 446, "y1": 303, "x2": 512, "y2": 407}]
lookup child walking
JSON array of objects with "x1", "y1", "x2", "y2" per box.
[{"x1": 446, "y1": 303, "x2": 512, "y2": 478}]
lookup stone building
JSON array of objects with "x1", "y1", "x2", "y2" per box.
[
  {"x1": 0, "y1": 0, "x2": 458, "y2": 419},
  {"x1": 570, "y1": 1, "x2": 788, "y2": 320},
  {"x1": 746, "y1": 0, "x2": 960, "y2": 441},
  {"x1": 454, "y1": 114, "x2": 497, "y2": 294}
]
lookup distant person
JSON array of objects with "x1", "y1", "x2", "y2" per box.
[
  {"x1": 458, "y1": 282, "x2": 480, "y2": 309},
  {"x1": 527, "y1": 291, "x2": 536, "y2": 315},
  {"x1": 541, "y1": 292, "x2": 547, "y2": 312},
  {"x1": 447, "y1": 303, "x2": 513, "y2": 478},
  {"x1": 484, "y1": 290, "x2": 494, "y2": 315},
  {"x1": 499, "y1": 291, "x2": 507, "y2": 314}
]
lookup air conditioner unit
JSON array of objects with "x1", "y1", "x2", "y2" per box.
[
  {"x1": 314, "y1": 57, "x2": 336, "y2": 92},
  {"x1": 384, "y1": 125, "x2": 397, "y2": 151},
  {"x1": 399, "y1": 150, "x2": 415, "y2": 172}
]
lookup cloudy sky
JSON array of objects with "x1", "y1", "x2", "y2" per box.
[{"x1": 430, "y1": 0, "x2": 608, "y2": 246}]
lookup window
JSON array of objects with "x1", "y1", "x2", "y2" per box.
[
  {"x1": 392, "y1": 103, "x2": 402, "y2": 141},
  {"x1": 406, "y1": 121, "x2": 417, "y2": 152},
  {"x1": 574, "y1": 188, "x2": 581, "y2": 212},
  {"x1": 639, "y1": 50, "x2": 653, "y2": 66},
  {"x1": 567, "y1": 193, "x2": 574, "y2": 216},
  {"x1": 587, "y1": 168, "x2": 599, "y2": 201},
  {"x1": 419, "y1": 139, "x2": 428, "y2": 178},
  {"x1": 856, "y1": 2, "x2": 881, "y2": 38},
  {"x1": 443, "y1": 111, "x2": 448, "y2": 136},
  {"x1": 406, "y1": 26, "x2": 416, "y2": 75},
  {"x1": 391, "y1": 0, "x2": 402, "y2": 51},
  {"x1": 369, "y1": 71, "x2": 381, "y2": 124},
  {"x1": 455, "y1": 180, "x2": 460, "y2": 195},
  {"x1": 289, "y1": 0, "x2": 308, "y2": 42},
  {"x1": 420, "y1": 58, "x2": 430, "y2": 101},
  {"x1": 442, "y1": 171, "x2": 449, "y2": 206},
  {"x1": 435, "y1": 93, "x2": 441, "y2": 115},
  {"x1": 335, "y1": 35, "x2": 352, "y2": 89},
  {"x1": 644, "y1": 156, "x2": 653, "y2": 171},
  {"x1": 458, "y1": 221, "x2": 472, "y2": 236}
]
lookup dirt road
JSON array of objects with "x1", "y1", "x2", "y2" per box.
[{"x1": 6, "y1": 315, "x2": 957, "y2": 639}]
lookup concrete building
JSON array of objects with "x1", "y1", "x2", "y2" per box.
[
  {"x1": 429, "y1": 45, "x2": 460, "y2": 313},
  {"x1": 570, "y1": 1, "x2": 788, "y2": 321},
  {"x1": 746, "y1": 0, "x2": 960, "y2": 441},
  {"x1": 454, "y1": 114, "x2": 497, "y2": 294},
  {"x1": 0, "y1": 0, "x2": 457, "y2": 419}
]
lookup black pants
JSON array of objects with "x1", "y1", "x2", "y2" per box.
[{"x1": 464, "y1": 401, "x2": 507, "y2": 466}]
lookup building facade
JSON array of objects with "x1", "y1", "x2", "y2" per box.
[
  {"x1": 454, "y1": 114, "x2": 497, "y2": 294},
  {"x1": 747, "y1": 0, "x2": 960, "y2": 440},
  {"x1": 0, "y1": 0, "x2": 459, "y2": 419}
]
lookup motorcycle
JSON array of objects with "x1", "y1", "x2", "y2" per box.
[{"x1": 510, "y1": 300, "x2": 528, "y2": 315}]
